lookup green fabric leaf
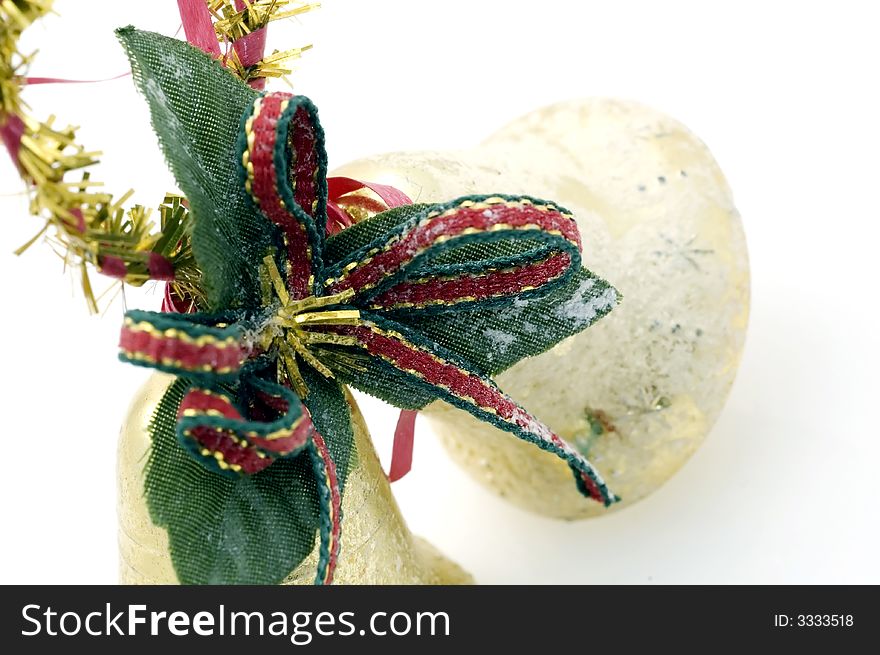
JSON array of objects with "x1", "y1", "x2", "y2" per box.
[
  {"x1": 403, "y1": 267, "x2": 619, "y2": 377},
  {"x1": 299, "y1": 366, "x2": 357, "y2": 487},
  {"x1": 145, "y1": 379, "x2": 321, "y2": 585},
  {"x1": 116, "y1": 27, "x2": 268, "y2": 310}
]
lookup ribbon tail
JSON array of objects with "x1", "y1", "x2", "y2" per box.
[
  {"x1": 308, "y1": 432, "x2": 342, "y2": 585},
  {"x1": 330, "y1": 318, "x2": 618, "y2": 506},
  {"x1": 326, "y1": 200, "x2": 354, "y2": 233},
  {"x1": 388, "y1": 410, "x2": 418, "y2": 482}
]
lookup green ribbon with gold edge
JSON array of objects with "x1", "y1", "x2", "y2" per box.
[{"x1": 116, "y1": 27, "x2": 620, "y2": 585}]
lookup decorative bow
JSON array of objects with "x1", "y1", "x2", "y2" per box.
[{"x1": 115, "y1": 28, "x2": 619, "y2": 585}]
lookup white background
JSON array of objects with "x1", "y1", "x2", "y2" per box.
[{"x1": 1, "y1": 0, "x2": 877, "y2": 584}]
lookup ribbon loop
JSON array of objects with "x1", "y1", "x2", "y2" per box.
[
  {"x1": 327, "y1": 176, "x2": 414, "y2": 235},
  {"x1": 307, "y1": 432, "x2": 342, "y2": 585},
  {"x1": 322, "y1": 195, "x2": 582, "y2": 313},
  {"x1": 239, "y1": 92, "x2": 328, "y2": 299}
]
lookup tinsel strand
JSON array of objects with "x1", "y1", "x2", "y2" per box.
[{"x1": 1, "y1": 0, "x2": 314, "y2": 311}]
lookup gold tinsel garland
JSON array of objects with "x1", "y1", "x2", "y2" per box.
[{"x1": 0, "y1": 0, "x2": 315, "y2": 311}]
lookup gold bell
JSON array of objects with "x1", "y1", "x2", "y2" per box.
[
  {"x1": 331, "y1": 98, "x2": 750, "y2": 519},
  {"x1": 117, "y1": 372, "x2": 472, "y2": 584}
]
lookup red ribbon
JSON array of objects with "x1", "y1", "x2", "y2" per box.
[
  {"x1": 161, "y1": 283, "x2": 198, "y2": 314},
  {"x1": 179, "y1": 6, "x2": 425, "y2": 483},
  {"x1": 232, "y1": 0, "x2": 268, "y2": 91},
  {"x1": 1, "y1": 71, "x2": 130, "y2": 170},
  {"x1": 327, "y1": 176, "x2": 414, "y2": 209},
  {"x1": 157, "y1": 173, "x2": 419, "y2": 482},
  {"x1": 327, "y1": 177, "x2": 421, "y2": 482},
  {"x1": 178, "y1": 0, "x2": 270, "y2": 90},
  {"x1": 389, "y1": 410, "x2": 418, "y2": 482},
  {"x1": 326, "y1": 175, "x2": 414, "y2": 234},
  {"x1": 177, "y1": 0, "x2": 221, "y2": 58},
  {"x1": 2, "y1": 5, "x2": 424, "y2": 486},
  {"x1": 23, "y1": 72, "x2": 131, "y2": 85},
  {"x1": 0, "y1": 113, "x2": 25, "y2": 167}
]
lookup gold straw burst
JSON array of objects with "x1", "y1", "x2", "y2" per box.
[{"x1": 209, "y1": 0, "x2": 320, "y2": 41}]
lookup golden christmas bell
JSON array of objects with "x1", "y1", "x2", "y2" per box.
[
  {"x1": 117, "y1": 98, "x2": 748, "y2": 581},
  {"x1": 333, "y1": 98, "x2": 750, "y2": 519},
  {"x1": 118, "y1": 372, "x2": 472, "y2": 584}
]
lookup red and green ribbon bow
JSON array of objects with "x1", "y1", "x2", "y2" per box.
[{"x1": 115, "y1": 28, "x2": 619, "y2": 585}]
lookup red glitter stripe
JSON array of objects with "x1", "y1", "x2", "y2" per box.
[
  {"x1": 290, "y1": 106, "x2": 318, "y2": 219},
  {"x1": 351, "y1": 326, "x2": 518, "y2": 419},
  {"x1": 249, "y1": 416, "x2": 313, "y2": 455},
  {"x1": 119, "y1": 327, "x2": 243, "y2": 372},
  {"x1": 178, "y1": 389, "x2": 243, "y2": 420},
  {"x1": 329, "y1": 203, "x2": 580, "y2": 295},
  {"x1": 187, "y1": 426, "x2": 272, "y2": 475},
  {"x1": 249, "y1": 93, "x2": 312, "y2": 299},
  {"x1": 373, "y1": 252, "x2": 572, "y2": 308},
  {"x1": 311, "y1": 430, "x2": 341, "y2": 585}
]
